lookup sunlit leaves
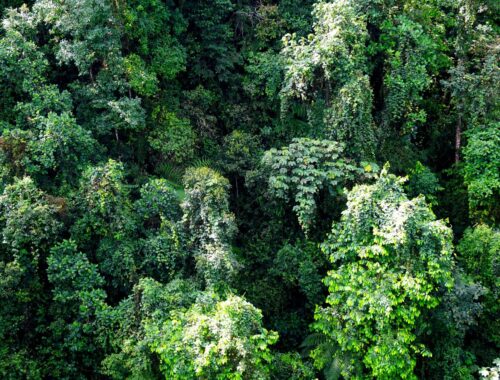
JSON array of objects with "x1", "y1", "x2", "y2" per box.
[
  {"x1": 182, "y1": 167, "x2": 238, "y2": 286},
  {"x1": 314, "y1": 165, "x2": 454, "y2": 379},
  {"x1": 281, "y1": 0, "x2": 367, "y2": 101},
  {"x1": 262, "y1": 138, "x2": 359, "y2": 233},
  {"x1": 148, "y1": 292, "x2": 278, "y2": 379},
  {"x1": 124, "y1": 54, "x2": 158, "y2": 97},
  {"x1": 280, "y1": 1, "x2": 377, "y2": 159}
]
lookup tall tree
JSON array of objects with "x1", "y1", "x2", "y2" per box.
[{"x1": 313, "y1": 165, "x2": 454, "y2": 379}]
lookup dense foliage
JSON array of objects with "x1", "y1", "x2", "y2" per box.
[{"x1": 0, "y1": 0, "x2": 498, "y2": 378}]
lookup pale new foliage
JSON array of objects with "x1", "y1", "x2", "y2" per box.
[
  {"x1": 182, "y1": 167, "x2": 238, "y2": 285},
  {"x1": 147, "y1": 292, "x2": 278, "y2": 380},
  {"x1": 480, "y1": 358, "x2": 500, "y2": 380},
  {"x1": 281, "y1": 0, "x2": 367, "y2": 100},
  {"x1": 280, "y1": 0, "x2": 376, "y2": 159}
]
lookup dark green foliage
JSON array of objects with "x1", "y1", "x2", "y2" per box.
[
  {"x1": 135, "y1": 178, "x2": 182, "y2": 222},
  {"x1": 406, "y1": 162, "x2": 443, "y2": 207},
  {"x1": 183, "y1": 0, "x2": 237, "y2": 83},
  {"x1": 457, "y1": 225, "x2": 500, "y2": 361},
  {"x1": 458, "y1": 225, "x2": 500, "y2": 289},
  {"x1": 0, "y1": 0, "x2": 498, "y2": 378},
  {"x1": 222, "y1": 130, "x2": 262, "y2": 174},
  {"x1": 463, "y1": 123, "x2": 500, "y2": 222},
  {"x1": 148, "y1": 107, "x2": 196, "y2": 165},
  {"x1": 424, "y1": 271, "x2": 486, "y2": 380},
  {"x1": 100, "y1": 278, "x2": 199, "y2": 379},
  {"x1": 0, "y1": 177, "x2": 61, "y2": 252},
  {"x1": 46, "y1": 240, "x2": 107, "y2": 377},
  {"x1": 70, "y1": 160, "x2": 133, "y2": 246},
  {"x1": 272, "y1": 242, "x2": 326, "y2": 308},
  {"x1": 270, "y1": 352, "x2": 315, "y2": 380}
]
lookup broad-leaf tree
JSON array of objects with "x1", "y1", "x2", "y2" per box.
[{"x1": 313, "y1": 165, "x2": 454, "y2": 379}]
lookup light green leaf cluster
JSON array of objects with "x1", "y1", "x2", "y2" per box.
[
  {"x1": 480, "y1": 358, "x2": 500, "y2": 379},
  {"x1": 124, "y1": 54, "x2": 158, "y2": 97},
  {"x1": 314, "y1": 165, "x2": 454, "y2": 379},
  {"x1": 147, "y1": 292, "x2": 278, "y2": 380},
  {"x1": 262, "y1": 138, "x2": 359, "y2": 234},
  {"x1": 280, "y1": 0, "x2": 376, "y2": 159}
]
